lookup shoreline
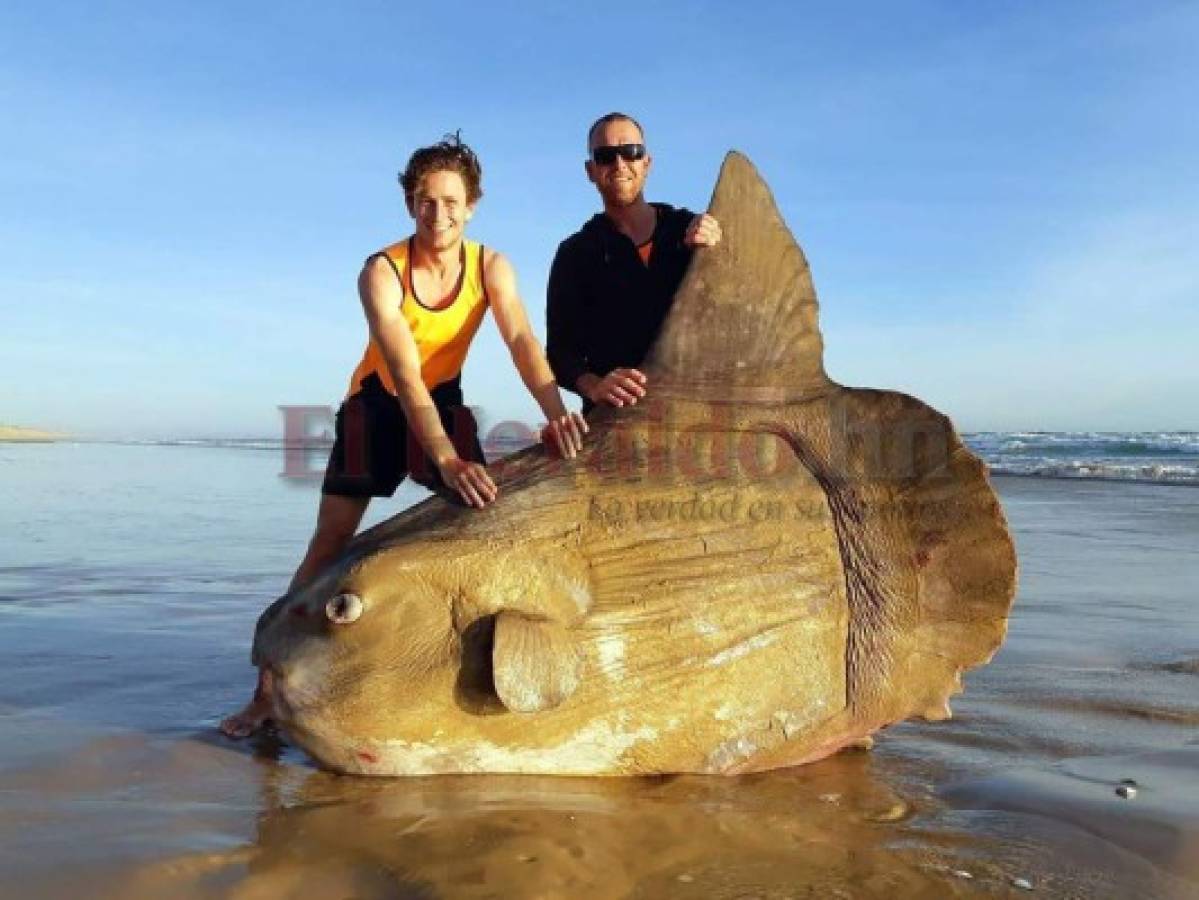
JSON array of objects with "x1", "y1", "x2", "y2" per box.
[{"x1": 5, "y1": 436, "x2": 1198, "y2": 488}]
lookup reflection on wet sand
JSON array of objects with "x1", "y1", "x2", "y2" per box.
[
  {"x1": 9, "y1": 730, "x2": 1188, "y2": 900},
  {"x1": 100, "y1": 749, "x2": 972, "y2": 899}
]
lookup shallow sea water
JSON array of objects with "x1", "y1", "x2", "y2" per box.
[{"x1": 1, "y1": 443, "x2": 1196, "y2": 899}]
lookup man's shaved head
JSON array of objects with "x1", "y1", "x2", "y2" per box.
[{"x1": 586, "y1": 112, "x2": 645, "y2": 151}]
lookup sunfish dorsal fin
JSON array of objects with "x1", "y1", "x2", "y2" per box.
[{"x1": 646, "y1": 151, "x2": 829, "y2": 395}]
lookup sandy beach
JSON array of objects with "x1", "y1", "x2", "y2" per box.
[{"x1": 0, "y1": 442, "x2": 1195, "y2": 899}]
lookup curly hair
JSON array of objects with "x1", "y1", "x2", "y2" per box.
[{"x1": 398, "y1": 132, "x2": 483, "y2": 205}]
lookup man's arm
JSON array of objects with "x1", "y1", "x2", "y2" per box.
[
  {"x1": 358, "y1": 255, "x2": 497, "y2": 507},
  {"x1": 546, "y1": 242, "x2": 648, "y2": 408},
  {"x1": 545, "y1": 243, "x2": 591, "y2": 399},
  {"x1": 486, "y1": 250, "x2": 587, "y2": 457}
]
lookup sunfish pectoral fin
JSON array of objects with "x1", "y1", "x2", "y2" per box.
[{"x1": 492, "y1": 612, "x2": 581, "y2": 713}]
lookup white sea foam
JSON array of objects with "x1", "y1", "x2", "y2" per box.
[{"x1": 963, "y1": 432, "x2": 1199, "y2": 485}]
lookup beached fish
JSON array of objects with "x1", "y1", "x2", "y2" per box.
[{"x1": 251, "y1": 153, "x2": 1017, "y2": 776}]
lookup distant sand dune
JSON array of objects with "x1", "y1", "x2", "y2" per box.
[{"x1": 0, "y1": 424, "x2": 70, "y2": 442}]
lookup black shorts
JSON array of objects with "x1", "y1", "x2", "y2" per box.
[{"x1": 321, "y1": 373, "x2": 485, "y2": 498}]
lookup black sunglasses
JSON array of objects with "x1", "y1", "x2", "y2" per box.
[{"x1": 590, "y1": 143, "x2": 646, "y2": 166}]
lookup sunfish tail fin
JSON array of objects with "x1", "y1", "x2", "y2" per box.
[{"x1": 646, "y1": 151, "x2": 829, "y2": 396}]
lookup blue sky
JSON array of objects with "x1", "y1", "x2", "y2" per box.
[{"x1": 1, "y1": 1, "x2": 1195, "y2": 438}]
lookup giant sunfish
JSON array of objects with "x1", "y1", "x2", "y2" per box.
[{"x1": 251, "y1": 153, "x2": 1018, "y2": 776}]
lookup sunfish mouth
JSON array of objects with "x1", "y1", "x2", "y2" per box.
[
  {"x1": 253, "y1": 589, "x2": 351, "y2": 727},
  {"x1": 258, "y1": 659, "x2": 328, "y2": 727}
]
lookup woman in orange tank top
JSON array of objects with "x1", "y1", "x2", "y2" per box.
[{"x1": 220, "y1": 134, "x2": 588, "y2": 738}]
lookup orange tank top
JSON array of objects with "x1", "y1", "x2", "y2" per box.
[{"x1": 347, "y1": 238, "x2": 489, "y2": 396}]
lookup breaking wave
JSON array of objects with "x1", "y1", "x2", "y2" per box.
[{"x1": 963, "y1": 432, "x2": 1199, "y2": 485}]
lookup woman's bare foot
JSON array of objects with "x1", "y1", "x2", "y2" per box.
[{"x1": 219, "y1": 669, "x2": 273, "y2": 738}]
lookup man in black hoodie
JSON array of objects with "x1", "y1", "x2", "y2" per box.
[{"x1": 546, "y1": 112, "x2": 721, "y2": 412}]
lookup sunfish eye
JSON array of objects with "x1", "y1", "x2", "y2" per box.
[{"x1": 326, "y1": 593, "x2": 364, "y2": 625}]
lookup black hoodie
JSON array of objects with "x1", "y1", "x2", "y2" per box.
[{"x1": 546, "y1": 203, "x2": 695, "y2": 409}]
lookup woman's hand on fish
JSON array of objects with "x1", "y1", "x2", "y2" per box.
[
  {"x1": 437, "y1": 457, "x2": 498, "y2": 508},
  {"x1": 541, "y1": 411, "x2": 589, "y2": 459}
]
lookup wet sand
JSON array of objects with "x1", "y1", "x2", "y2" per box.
[{"x1": 0, "y1": 445, "x2": 1196, "y2": 898}]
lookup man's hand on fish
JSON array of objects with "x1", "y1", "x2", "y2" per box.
[
  {"x1": 683, "y1": 213, "x2": 722, "y2": 248},
  {"x1": 437, "y1": 457, "x2": 498, "y2": 508},
  {"x1": 541, "y1": 411, "x2": 589, "y2": 459},
  {"x1": 586, "y1": 368, "x2": 648, "y2": 407}
]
